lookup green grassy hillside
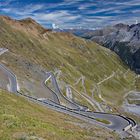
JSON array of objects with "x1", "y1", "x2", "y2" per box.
[
  {"x1": 0, "y1": 16, "x2": 136, "y2": 111},
  {"x1": 0, "y1": 89, "x2": 119, "y2": 140}
]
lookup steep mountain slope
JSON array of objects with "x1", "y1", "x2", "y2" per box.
[
  {"x1": 0, "y1": 16, "x2": 136, "y2": 112},
  {"x1": 70, "y1": 23, "x2": 140, "y2": 74},
  {"x1": 0, "y1": 89, "x2": 119, "y2": 140}
]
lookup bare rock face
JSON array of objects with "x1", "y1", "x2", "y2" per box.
[{"x1": 92, "y1": 24, "x2": 140, "y2": 73}]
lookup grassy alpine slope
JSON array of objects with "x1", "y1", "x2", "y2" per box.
[
  {"x1": 0, "y1": 15, "x2": 136, "y2": 111},
  {"x1": 0, "y1": 89, "x2": 119, "y2": 140}
]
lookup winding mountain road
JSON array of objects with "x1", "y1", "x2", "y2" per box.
[
  {"x1": 0, "y1": 64, "x2": 18, "y2": 93},
  {"x1": 0, "y1": 48, "x2": 136, "y2": 135},
  {"x1": 45, "y1": 71, "x2": 87, "y2": 110},
  {"x1": 0, "y1": 48, "x2": 18, "y2": 93}
]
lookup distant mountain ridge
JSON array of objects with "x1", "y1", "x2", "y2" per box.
[{"x1": 65, "y1": 23, "x2": 140, "y2": 74}]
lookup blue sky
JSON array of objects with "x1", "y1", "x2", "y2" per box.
[{"x1": 0, "y1": 0, "x2": 140, "y2": 29}]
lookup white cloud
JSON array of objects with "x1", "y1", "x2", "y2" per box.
[
  {"x1": 32, "y1": 11, "x2": 81, "y2": 28},
  {"x1": 1, "y1": 0, "x2": 140, "y2": 29},
  {"x1": 0, "y1": 4, "x2": 45, "y2": 16}
]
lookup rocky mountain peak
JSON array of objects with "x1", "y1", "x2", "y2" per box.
[{"x1": 114, "y1": 23, "x2": 129, "y2": 30}]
